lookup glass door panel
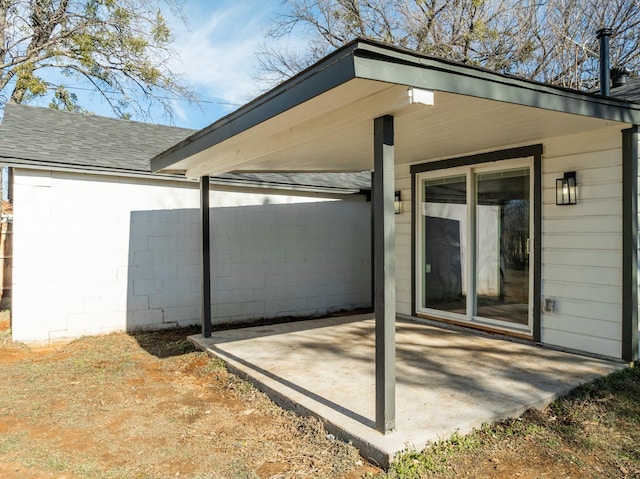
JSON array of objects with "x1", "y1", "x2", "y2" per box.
[
  {"x1": 475, "y1": 168, "x2": 530, "y2": 325},
  {"x1": 422, "y1": 175, "x2": 467, "y2": 314}
]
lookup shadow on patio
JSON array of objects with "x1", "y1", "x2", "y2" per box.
[{"x1": 189, "y1": 314, "x2": 624, "y2": 467}]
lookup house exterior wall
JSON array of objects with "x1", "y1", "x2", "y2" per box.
[
  {"x1": 11, "y1": 169, "x2": 371, "y2": 343},
  {"x1": 395, "y1": 125, "x2": 625, "y2": 359},
  {"x1": 395, "y1": 163, "x2": 413, "y2": 317},
  {"x1": 540, "y1": 127, "x2": 623, "y2": 358}
]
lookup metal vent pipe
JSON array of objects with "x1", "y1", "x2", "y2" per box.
[{"x1": 597, "y1": 27, "x2": 612, "y2": 96}]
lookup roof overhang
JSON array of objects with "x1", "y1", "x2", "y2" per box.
[{"x1": 151, "y1": 39, "x2": 640, "y2": 178}]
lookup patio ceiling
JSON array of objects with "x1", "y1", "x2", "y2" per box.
[{"x1": 151, "y1": 39, "x2": 640, "y2": 179}]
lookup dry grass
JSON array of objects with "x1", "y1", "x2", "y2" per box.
[
  {"x1": 0, "y1": 326, "x2": 375, "y2": 479},
  {"x1": 377, "y1": 365, "x2": 640, "y2": 478},
  {"x1": 2, "y1": 320, "x2": 638, "y2": 479}
]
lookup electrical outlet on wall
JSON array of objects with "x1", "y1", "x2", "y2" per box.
[{"x1": 544, "y1": 298, "x2": 556, "y2": 313}]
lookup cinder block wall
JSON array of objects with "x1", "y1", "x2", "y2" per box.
[{"x1": 12, "y1": 170, "x2": 371, "y2": 343}]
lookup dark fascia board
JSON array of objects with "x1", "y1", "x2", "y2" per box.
[
  {"x1": 352, "y1": 40, "x2": 640, "y2": 124},
  {"x1": 0, "y1": 157, "x2": 179, "y2": 180},
  {"x1": 151, "y1": 38, "x2": 640, "y2": 173},
  {"x1": 150, "y1": 42, "x2": 360, "y2": 173}
]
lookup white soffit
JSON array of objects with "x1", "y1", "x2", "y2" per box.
[
  {"x1": 174, "y1": 78, "x2": 627, "y2": 178},
  {"x1": 392, "y1": 92, "x2": 626, "y2": 165},
  {"x1": 179, "y1": 80, "x2": 436, "y2": 179}
]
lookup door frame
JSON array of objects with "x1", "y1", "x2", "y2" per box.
[{"x1": 410, "y1": 144, "x2": 543, "y2": 341}]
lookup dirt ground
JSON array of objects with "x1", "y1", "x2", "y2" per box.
[
  {"x1": 0, "y1": 320, "x2": 377, "y2": 479},
  {"x1": 1, "y1": 315, "x2": 638, "y2": 479}
]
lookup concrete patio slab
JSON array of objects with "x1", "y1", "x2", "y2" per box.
[{"x1": 189, "y1": 314, "x2": 625, "y2": 468}]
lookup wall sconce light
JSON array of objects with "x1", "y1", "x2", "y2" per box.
[
  {"x1": 394, "y1": 191, "x2": 403, "y2": 214},
  {"x1": 556, "y1": 171, "x2": 577, "y2": 205}
]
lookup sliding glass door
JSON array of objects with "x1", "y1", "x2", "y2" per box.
[
  {"x1": 421, "y1": 174, "x2": 467, "y2": 314},
  {"x1": 417, "y1": 159, "x2": 533, "y2": 334},
  {"x1": 475, "y1": 168, "x2": 530, "y2": 326}
]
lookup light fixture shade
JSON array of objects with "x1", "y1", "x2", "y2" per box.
[
  {"x1": 394, "y1": 191, "x2": 402, "y2": 214},
  {"x1": 556, "y1": 171, "x2": 577, "y2": 205}
]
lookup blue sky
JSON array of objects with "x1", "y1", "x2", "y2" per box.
[
  {"x1": 27, "y1": 0, "x2": 301, "y2": 130},
  {"x1": 165, "y1": 0, "x2": 292, "y2": 129}
]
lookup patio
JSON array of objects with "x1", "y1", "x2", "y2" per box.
[{"x1": 189, "y1": 314, "x2": 625, "y2": 467}]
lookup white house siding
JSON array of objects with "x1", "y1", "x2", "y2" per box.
[
  {"x1": 395, "y1": 125, "x2": 625, "y2": 358},
  {"x1": 395, "y1": 163, "x2": 413, "y2": 316},
  {"x1": 11, "y1": 169, "x2": 371, "y2": 343},
  {"x1": 541, "y1": 127, "x2": 623, "y2": 358}
]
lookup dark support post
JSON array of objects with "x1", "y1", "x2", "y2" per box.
[
  {"x1": 622, "y1": 127, "x2": 638, "y2": 362},
  {"x1": 200, "y1": 176, "x2": 212, "y2": 338},
  {"x1": 373, "y1": 115, "x2": 396, "y2": 433}
]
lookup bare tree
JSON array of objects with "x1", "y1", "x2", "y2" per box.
[
  {"x1": 0, "y1": 0, "x2": 195, "y2": 120},
  {"x1": 259, "y1": 0, "x2": 640, "y2": 91}
]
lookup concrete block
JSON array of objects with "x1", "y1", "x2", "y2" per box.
[
  {"x1": 179, "y1": 209, "x2": 198, "y2": 224},
  {"x1": 253, "y1": 286, "x2": 278, "y2": 302},
  {"x1": 132, "y1": 250, "x2": 157, "y2": 267},
  {"x1": 217, "y1": 276, "x2": 242, "y2": 291},
  {"x1": 149, "y1": 236, "x2": 177, "y2": 251},
  {"x1": 178, "y1": 263, "x2": 199, "y2": 279},
  {"x1": 216, "y1": 302, "x2": 243, "y2": 318},
  {"x1": 131, "y1": 309, "x2": 164, "y2": 328},
  {"x1": 62, "y1": 281, "x2": 102, "y2": 299},
  {"x1": 163, "y1": 305, "x2": 199, "y2": 323},
  {"x1": 149, "y1": 293, "x2": 176, "y2": 309},
  {"x1": 242, "y1": 300, "x2": 266, "y2": 316},
  {"x1": 216, "y1": 288, "x2": 253, "y2": 303},
  {"x1": 160, "y1": 210, "x2": 180, "y2": 223},
  {"x1": 304, "y1": 293, "x2": 330, "y2": 310},
  {"x1": 133, "y1": 279, "x2": 163, "y2": 296},
  {"x1": 126, "y1": 294, "x2": 149, "y2": 312},
  {"x1": 173, "y1": 292, "x2": 199, "y2": 308},
  {"x1": 82, "y1": 296, "x2": 119, "y2": 314},
  {"x1": 263, "y1": 299, "x2": 286, "y2": 315},
  {"x1": 171, "y1": 278, "x2": 193, "y2": 294},
  {"x1": 241, "y1": 276, "x2": 265, "y2": 290}
]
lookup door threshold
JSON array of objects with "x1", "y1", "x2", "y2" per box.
[{"x1": 410, "y1": 313, "x2": 534, "y2": 341}]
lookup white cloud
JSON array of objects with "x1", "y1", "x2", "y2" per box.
[{"x1": 169, "y1": 2, "x2": 276, "y2": 109}]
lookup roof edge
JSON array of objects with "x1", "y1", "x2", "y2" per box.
[
  {"x1": 3, "y1": 102, "x2": 195, "y2": 133},
  {"x1": 152, "y1": 38, "x2": 640, "y2": 174},
  {"x1": 151, "y1": 40, "x2": 364, "y2": 173},
  {"x1": 2, "y1": 157, "x2": 368, "y2": 195},
  {"x1": 351, "y1": 39, "x2": 640, "y2": 123}
]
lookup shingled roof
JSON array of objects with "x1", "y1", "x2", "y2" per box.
[
  {"x1": 0, "y1": 103, "x2": 370, "y2": 193},
  {"x1": 0, "y1": 103, "x2": 195, "y2": 173},
  {"x1": 611, "y1": 79, "x2": 640, "y2": 103}
]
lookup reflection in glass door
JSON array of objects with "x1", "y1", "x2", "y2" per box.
[
  {"x1": 418, "y1": 161, "x2": 532, "y2": 333},
  {"x1": 422, "y1": 175, "x2": 467, "y2": 314},
  {"x1": 475, "y1": 169, "x2": 530, "y2": 326}
]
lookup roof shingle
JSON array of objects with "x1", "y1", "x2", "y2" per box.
[{"x1": 0, "y1": 104, "x2": 370, "y2": 192}]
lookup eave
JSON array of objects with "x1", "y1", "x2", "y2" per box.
[{"x1": 151, "y1": 38, "x2": 640, "y2": 178}]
